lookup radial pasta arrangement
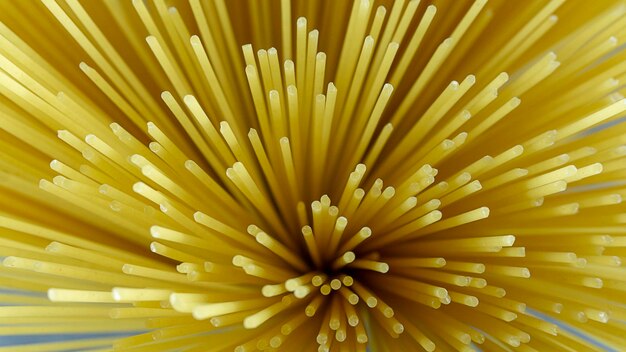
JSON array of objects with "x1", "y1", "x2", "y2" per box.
[{"x1": 1, "y1": 0, "x2": 626, "y2": 351}]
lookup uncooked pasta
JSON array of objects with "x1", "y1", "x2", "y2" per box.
[{"x1": 1, "y1": 0, "x2": 626, "y2": 351}]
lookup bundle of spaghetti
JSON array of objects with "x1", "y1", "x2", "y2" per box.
[{"x1": 1, "y1": 0, "x2": 626, "y2": 351}]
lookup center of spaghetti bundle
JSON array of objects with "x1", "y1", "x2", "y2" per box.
[{"x1": 189, "y1": 159, "x2": 414, "y2": 347}]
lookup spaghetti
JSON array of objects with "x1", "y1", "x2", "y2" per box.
[{"x1": 0, "y1": 0, "x2": 626, "y2": 351}]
